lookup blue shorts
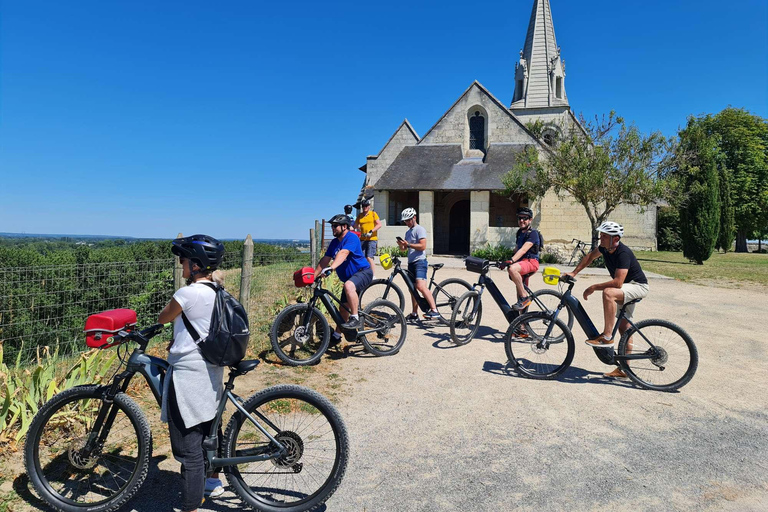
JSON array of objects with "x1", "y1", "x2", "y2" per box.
[
  {"x1": 361, "y1": 240, "x2": 378, "y2": 259},
  {"x1": 340, "y1": 267, "x2": 374, "y2": 305},
  {"x1": 407, "y1": 259, "x2": 428, "y2": 281}
]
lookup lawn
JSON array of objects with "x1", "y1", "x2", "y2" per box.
[{"x1": 635, "y1": 250, "x2": 768, "y2": 288}]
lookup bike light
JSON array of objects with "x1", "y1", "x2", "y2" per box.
[{"x1": 542, "y1": 267, "x2": 561, "y2": 286}]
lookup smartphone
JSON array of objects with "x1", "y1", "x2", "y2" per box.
[{"x1": 396, "y1": 236, "x2": 404, "y2": 243}]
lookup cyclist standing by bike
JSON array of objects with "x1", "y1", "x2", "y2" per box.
[
  {"x1": 506, "y1": 207, "x2": 541, "y2": 310},
  {"x1": 354, "y1": 199, "x2": 382, "y2": 268},
  {"x1": 316, "y1": 214, "x2": 373, "y2": 339},
  {"x1": 564, "y1": 221, "x2": 649, "y2": 379},
  {"x1": 157, "y1": 234, "x2": 227, "y2": 512},
  {"x1": 397, "y1": 208, "x2": 441, "y2": 320}
]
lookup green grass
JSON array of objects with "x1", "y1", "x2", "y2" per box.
[{"x1": 635, "y1": 250, "x2": 768, "y2": 287}]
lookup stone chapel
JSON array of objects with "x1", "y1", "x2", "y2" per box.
[{"x1": 358, "y1": 0, "x2": 657, "y2": 255}]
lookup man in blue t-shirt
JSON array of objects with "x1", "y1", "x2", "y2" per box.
[{"x1": 315, "y1": 213, "x2": 373, "y2": 334}]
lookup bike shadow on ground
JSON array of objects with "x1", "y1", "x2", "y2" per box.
[
  {"x1": 417, "y1": 324, "x2": 507, "y2": 349},
  {"x1": 481, "y1": 360, "x2": 642, "y2": 390}
]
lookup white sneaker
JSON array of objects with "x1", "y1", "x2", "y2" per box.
[{"x1": 204, "y1": 477, "x2": 225, "y2": 497}]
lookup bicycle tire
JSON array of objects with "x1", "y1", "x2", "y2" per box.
[
  {"x1": 432, "y1": 277, "x2": 472, "y2": 325},
  {"x1": 449, "y1": 290, "x2": 483, "y2": 345},
  {"x1": 270, "y1": 303, "x2": 330, "y2": 366},
  {"x1": 223, "y1": 384, "x2": 349, "y2": 512},
  {"x1": 504, "y1": 312, "x2": 575, "y2": 380},
  {"x1": 360, "y1": 299, "x2": 407, "y2": 356},
  {"x1": 24, "y1": 385, "x2": 152, "y2": 512},
  {"x1": 529, "y1": 289, "x2": 574, "y2": 333},
  {"x1": 617, "y1": 319, "x2": 698, "y2": 392},
  {"x1": 359, "y1": 279, "x2": 405, "y2": 311}
]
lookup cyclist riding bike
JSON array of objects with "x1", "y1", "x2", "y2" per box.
[
  {"x1": 158, "y1": 234, "x2": 227, "y2": 512},
  {"x1": 564, "y1": 221, "x2": 650, "y2": 379},
  {"x1": 316, "y1": 214, "x2": 374, "y2": 343},
  {"x1": 354, "y1": 199, "x2": 382, "y2": 268},
  {"x1": 506, "y1": 207, "x2": 541, "y2": 310},
  {"x1": 397, "y1": 207, "x2": 440, "y2": 320}
]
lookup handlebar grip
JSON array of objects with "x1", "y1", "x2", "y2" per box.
[{"x1": 560, "y1": 274, "x2": 575, "y2": 284}]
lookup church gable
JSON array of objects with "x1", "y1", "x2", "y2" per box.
[
  {"x1": 419, "y1": 81, "x2": 541, "y2": 155},
  {"x1": 366, "y1": 119, "x2": 420, "y2": 187}
]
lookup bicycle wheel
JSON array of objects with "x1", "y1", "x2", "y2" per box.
[
  {"x1": 504, "y1": 312, "x2": 575, "y2": 379},
  {"x1": 223, "y1": 384, "x2": 349, "y2": 512},
  {"x1": 449, "y1": 290, "x2": 483, "y2": 345},
  {"x1": 359, "y1": 279, "x2": 405, "y2": 311},
  {"x1": 24, "y1": 385, "x2": 151, "y2": 512},
  {"x1": 617, "y1": 319, "x2": 698, "y2": 392},
  {"x1": 360, "y1": 299, "x2": 407, "y2": 356},
  {"x1": 270, "y1": 303, "x2": 330, "y2": 366},
  {"x1": 526, "y1": 289, "x2": 573, "y2": 342},
  {"x1": 432, "y1": 278, "x2": 472, "y2": 325}
]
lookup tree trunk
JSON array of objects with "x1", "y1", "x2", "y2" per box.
[{"x1": 735, "y1": 231, "x2": 748, "y2": 252}]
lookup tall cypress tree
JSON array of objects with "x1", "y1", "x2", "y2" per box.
[
  {"x1": 677, "y1": 119, "x2": 721, "y2": 265},
  {"x1": 716, "y1": 166, "x2": 735, "y2": 252}
]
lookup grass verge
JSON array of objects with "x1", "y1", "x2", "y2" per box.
[{"x1": 635, "y1": 250, "x2": 768, "y2": 288}]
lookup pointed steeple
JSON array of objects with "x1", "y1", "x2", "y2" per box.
[{"x1": 511, "y1": 0, "x2": 568, "y2": 110}]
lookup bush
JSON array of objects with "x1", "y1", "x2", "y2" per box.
[
  {"x1": 657, "y1": 206, "x2": 683, "y2": 251},
  {"x1": 540, "y1": 252, "x2": 560, "y2": 264},
  {"x1": 378, "y1": 245, "x2": 407, "y2": 258},
  {"x1": 471, "y1": 245, "x2": 515, "y2": 261}
]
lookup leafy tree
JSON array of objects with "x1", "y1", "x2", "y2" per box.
[
  {"x1": 501, "y1": 111, "x2": 670, "y2": 248},
  {"x1": 676, "y1": 118, "x2": 721, "y2": 264},
  {"x1": 657, "y1": 206, "x2": 682, "y2": 251}
]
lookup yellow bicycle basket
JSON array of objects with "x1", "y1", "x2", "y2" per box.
[
  {"x1": 379, "y1": 253, "x2": 393, "y2": 270},
  {"x1": 542, "y1": 266, "x2": 561, "y2": 286}
]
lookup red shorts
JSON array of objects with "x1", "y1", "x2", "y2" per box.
[{"x1": 517, "y1": 258, "x2": 540, "y2": 282}]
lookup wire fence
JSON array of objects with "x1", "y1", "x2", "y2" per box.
[{"x1": 0, "y1": 251, "x2": 311, "y2": 367}]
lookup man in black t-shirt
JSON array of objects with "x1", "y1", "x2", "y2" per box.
[
  {"x1": 506, "y1": 207, "x2": 541, "y2": 310},
  {"x1": 564, "y1": 221, "x2": 649, "y2": 379}
]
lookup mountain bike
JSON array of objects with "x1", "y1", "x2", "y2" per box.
[
  {"x1": 271, "y1": 271, "x2": 407, "y2": 364},
  {"x1": 25, "y1": 320, "x2": 349, "y2": 512},
  {"x1": 449, "y1": 258, "x2": 574, "y2": 345},
  {"x1": 359, "y1": 255, "x2": 471, "y2": 324},
  {"x1": 568, "y1": 239, "x2": 589, "y2": 266},
  {"x1": 503, "y1": 270, "x2": 698, "y2": 391}
]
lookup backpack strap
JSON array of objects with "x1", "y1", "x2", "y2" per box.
[{"x1": 180, "y1": 281, "x2": 219, "y2": 343}]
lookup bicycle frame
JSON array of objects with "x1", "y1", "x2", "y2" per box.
[
  {"x1": 382, "y1": 258, "x2": 442, "y2": 312},
  {"x1": 469, "y1": 264, "x2": 549, "y2": 323}
]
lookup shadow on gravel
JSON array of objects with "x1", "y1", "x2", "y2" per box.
[{"x1": 481, "y1": 361, "x2": 640, "y2": 390}]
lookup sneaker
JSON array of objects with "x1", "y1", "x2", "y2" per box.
[
  {"x1": 585, "y1": 335, "x2": 615, "y2": 348},
  {"x1": 329, "y1": 334, "x2": 343, "y2": 347},
  {"x1": 603, "y1": 367, "x2": 628, "y2": 379},
  {"x1": 341, "y1": 317, "x2": 360, "y2": 330},
  {"x1": 424, "y1": 310, "x2": 441, "y2": 319},
  {"x1": 512, "y1": 296, "x2": 532, "y2": 311},
  {"x1": 512, "y1": 327, "x2": 530, "y2": 339},
  {"x1": 406, "y1": 312, "x2": 419, "y2": 321},
  {"x1": 205, "y1": 477, "x2": 225, "y2": 498}
]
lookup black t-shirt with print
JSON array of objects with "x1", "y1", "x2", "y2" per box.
[{"x1": 598, "y1": 242, "x2": 647, "y2": 284}]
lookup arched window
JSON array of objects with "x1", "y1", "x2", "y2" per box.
[{"x1": 469, "y1": 111, "x2": 485, "y2": 151}]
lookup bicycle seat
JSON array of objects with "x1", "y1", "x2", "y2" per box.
[
  {"x1": 230, "y1": 359, "x2": 260, "y2": 376},
  {"x1": 624, "y1": 298, "x2": 643, "y2": 306},
  {"x1": 429, "y1": 263, "x2": 444, "y2": 270},
  {"x1": 521, "y1": 271, "x2": 536, "y2": 278}
]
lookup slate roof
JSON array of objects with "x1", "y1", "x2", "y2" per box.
[{"x1": 374, "y1": 144, "x2": 531, "y2": 191}]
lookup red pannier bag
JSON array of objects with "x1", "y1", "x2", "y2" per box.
[
  {"x1": 84, "y1": 308, "x2": 137, "y2": 348},
  {"x1": 293, "y1": 267, "x2": 315, "y2": 287}
]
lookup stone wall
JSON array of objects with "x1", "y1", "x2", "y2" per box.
[{"x1": 470, "y1": 191, "x2": 490, "y2": 252}]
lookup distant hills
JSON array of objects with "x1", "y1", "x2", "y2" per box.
[{"x1": 0, "y1": 233, "x2": 309, "y2": 244}]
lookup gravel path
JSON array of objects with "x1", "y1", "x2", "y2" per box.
[{"x1": 123, "y1": 265, "x2": 767, "y2": 511}]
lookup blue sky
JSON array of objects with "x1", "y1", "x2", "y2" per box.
[{"x1": 1, "y1": 0, "x2": 766, "y2": 240}]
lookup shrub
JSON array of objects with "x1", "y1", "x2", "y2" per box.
[
  {"x1": 378, "y1": 245, "x2": 407, "y2": 258},
  {"x1": 540, "y1": 252, "x2": 560, "y2": 264},
  {"x1": 471, "y1": 245, "x2": 514, "y2": 261},
  {"x1": 657, "y1": 206, "x2": 683, "y2": 251}
]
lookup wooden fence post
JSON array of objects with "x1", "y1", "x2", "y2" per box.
[
  {"x1": 173, "y1": 232, "x2": 184, "y2": 290},
  {"x1": 239, "y1": 234, "x2": 254, "y2": 306},
  {"x1": 315, "y1": 219, "x2": 323, "y2": 255},
  {"x1": 310, "y1": 228, "x2": 317, "y2": 267}
]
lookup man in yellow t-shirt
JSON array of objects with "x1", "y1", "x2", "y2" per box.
[{"x1": 354, "y1": 199, "x2": 382, "y2": 267}]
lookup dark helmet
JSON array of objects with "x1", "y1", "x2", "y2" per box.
[
  {"x1": 343, "y1": 204, "x2": 354, "y2": 215},
  {"x1": 171, "y1": 234, "x2": 225, "y2": 271},
  {"x1": 360, "y1": 199, "x2": 371, "y2": 207},
  {"x1": 329, "y1": 214, "x2": 353, "y2": 226},
  {"x1": 517, "y1": 207, "x2": 533, "y2": 219}
]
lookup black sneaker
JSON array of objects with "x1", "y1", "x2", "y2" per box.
[
  {"x1": 512, "y1": 296, "x2": 532, "y2": 311},
  {"x1": 406, "y1": 312, "x2": 419, "y2": 322},
  {"x1": 329, "y1": 334, "x2": 343, "y2": 347},
  {"x1": 341, "y1": 317, "x2": 360, "y2": 330}
]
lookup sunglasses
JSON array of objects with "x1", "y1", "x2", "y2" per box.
[
  {"x1": 517, "y1": 216, "x2": 531, "y2": 221},
  {"x1": 332, "y1": 223, "x2": 344, "y2": 228}
]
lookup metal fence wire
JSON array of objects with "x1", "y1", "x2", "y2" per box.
[{"x1": 0, "y1": 251, "x2": 310, "y2": 366}]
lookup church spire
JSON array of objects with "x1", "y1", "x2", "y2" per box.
[{"x1": 511, "y1": 0, "x2": 568, "y2": 110}]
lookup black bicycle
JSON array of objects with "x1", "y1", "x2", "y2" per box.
[
  {"x1": 568, "y1": 239, "x2": 589, "y2": 266},
  {"x1": 449, "y1": 258, "x2": 574, "y2": 345},
  {"x1": 271, "y1": 271, "x2": 407, "y2": 364},
  {"x1": 504, "y1": 270, "x2": 699, "y2": 391},
  {"x1": 25, "y1": 322, "x2": 349, "y2": 512},
  {"x1": 359, "y1": 255, "x2": 471, "y2": 324}
]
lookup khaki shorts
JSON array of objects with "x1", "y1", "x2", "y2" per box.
[{"x1": 618, "y1": 281, "x2": 649, "y2": 320}]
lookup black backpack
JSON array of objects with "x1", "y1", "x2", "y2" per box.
[{"x1": 181, "y1": 282, "x2": 250, "y2": 367}]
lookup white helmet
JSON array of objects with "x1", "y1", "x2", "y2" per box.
[
  {"x1": 597, "y1": 221, "x2": 624, "y2": 237},
  {"x1": 401, "y1": 207, "x2": 417, "y2": 221}
]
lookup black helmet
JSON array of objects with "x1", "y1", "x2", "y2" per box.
[
  {"x1": 517, "y1": 207, "x2": 533, "y2": 219},
  {"x1": 171, "y1": 234, "x2": 225, "y2": 271},
  {"x1": 343, "y1": 204, "x2": 354, "y2": 215},
  {"x1": 329, "y1": 214, "x2": 352, "y2": 226},
  {"x1": 360, "y1": 199, "x2": 371, "y2": 207}
]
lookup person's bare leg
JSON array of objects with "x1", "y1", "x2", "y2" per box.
[
  {"x1": 415, "y1": 279, "x2": 436, "y2": 310},
  {"x1": 508, "y1": 264, "x2": 526, "y2": 298},
  {"x1": 343, "y1": 281, "x2": 359, "y2": 316},
  {"x1": 601, "y1": 288, "x2": 623, "y2": 337}
]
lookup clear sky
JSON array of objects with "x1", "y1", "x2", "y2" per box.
[{"x1": 1, "y1": 0, "x2": 766, "y2": 240}]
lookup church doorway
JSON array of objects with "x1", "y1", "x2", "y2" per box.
[{"x1": 448, "y1": 200, "x2": 470, "y2": 255}]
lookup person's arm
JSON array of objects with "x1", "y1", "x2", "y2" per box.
[
  {"x1": 158, "y1": 298, "x2": 182, "y2": 324},
  {"x1": 315, "y1": 255, "x2": 332, "y2": 278},
  {"x1": 564, "y1": 248, "x2": 601, "y2": 277},
  {"x1": 372, "y1": 217, "x2": 382, "y2": 234},
  {"x1": 510, "y1": 242, "x2": 533, "y2": 263},
  {"x1": 408, "y1": 237, "x2": 427, "y2": 252},
  {"x1": 329, "y1": 249, "x2": 350, "y2": 269}
]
